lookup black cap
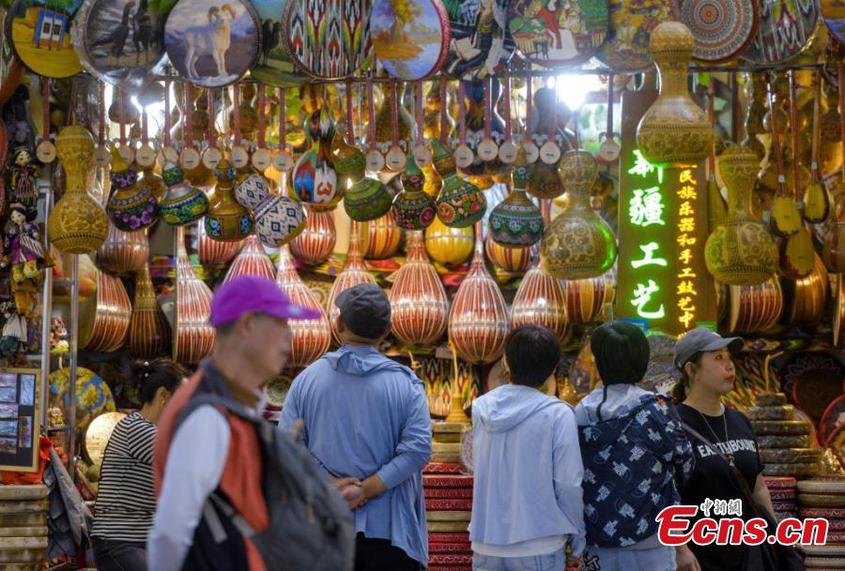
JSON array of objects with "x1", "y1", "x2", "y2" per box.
[{"x1": 335, "y1": 283, "x2": 391, "y2": 340}]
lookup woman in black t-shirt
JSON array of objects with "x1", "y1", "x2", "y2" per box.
[{"x1": 671, "y1": 328, "x2": 776, "y2": 571}]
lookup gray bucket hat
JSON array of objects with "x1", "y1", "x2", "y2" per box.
[{"x1": 674, "y1": 327, "x2": 743, "y2": 370}]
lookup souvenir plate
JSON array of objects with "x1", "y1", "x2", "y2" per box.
[
  {"x1": 73, "y1": 0, "x2": 173, "y2": 88},
  {"x1": 509, "y1": 0, "x2": 609, "y2": 67},
  {"x1": 284, "y1": 0, "x2": 373, "y2": 80},
  {"x1": 442, "y1": 0, "x2": 515, "y2": 79},
  {"x1": 595, "y1": 0, "x2": 672, "y2": 72},
  {"x1": 742, "y1": 0, "x2": 819, "y2": 66},
  {"x1": 823, "y1": 0, "x2": 845, "y2": 44},
  {"x1": 164, "y1": 0, "x2": 261, "y2": 88},
  {"x1": 6, "y1": 0, "x2": 83, "y2": 78},
  {"x1": 671, "y1": 0, "x2": 759, "y2": 62},
  {"x1": 250, "y1": 0, "x2": 304, "y2": 87},
  {"x1": 0, "y1": 5, "x2": 25, "y2": 107},
  {"x1": 371, "y1": 0, "x2": 451, "y2": 80}
]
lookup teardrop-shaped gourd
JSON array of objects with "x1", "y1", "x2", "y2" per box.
[
  {"x1": 291, "y1": 108, "x2": 342, "y2": 211},
  {"x1": 276, "y1": 245, "x2": 331, "y2": 368},
  {"x1": 485, "y1": 237, "x2": 533, "y2": 274},
  {"x1": 636, "y1": 22, "x2": 714, "y2": 167},
  {"x1": 106, "y1": 148, "x2": 159, "y2": 231},
  {"x1": 393, "y1": 155, "x2": 437, "y2": 230},
  {"x1": 205, "y1": 160, "x2": 254, "y2": 242},
  {"x1": 95, "y1": 226, "x2": 149, "y2": 274},
  {"x1": 197, "y1": 220, "x2": 243, "y2": 267},
  {"x1": 704, "y1": 146, "x2": 778, "y2": 285},
  {"x1": 511, "y1": 257, "x2": 569, "y2": 342},
  {"x1": 432, "y1": 138, "x2": 486, "y2": 228},
  {"x1": 233, "y1": 172, "x2": 306, "y2": 248},
  {"x1": 490, "y1": 150, "x2": 544, "y2": 247},
  {"x1": 364, "y1": 211, "x2": 402, "y2": 259},
  {"x1": 448, "y1": 222, "x2": 510, "y2": 364},
  {"x1": 541, "y1": 150, "x2": 617, "y2": 279},
  {"x1": 159, "y1": 162, "x2": 210, "y2": 226},
  {"x1": 50, "y1": 126, "x2": 109, "y2": 253},
  {"x1": 128, "y1": 263, "x2": 171, "y2": 359},
  {"x1": 223, "y1": 235, "x2": 275, "y2": 283},
  {"x1": 425, "y1": 216, "x2": 474, "y2": 266},
  {"x1": 779, "y1": 226, "x2": 815, "y2": 280},
  {"x1": 327, "y1": 221, "x2": 377, "y2": 344},
  {"x1": 333, "y1": 126, "x2": 393, "y2": 222},
  {"x1": 389, "y1": 230, "x2": 448, "y2": 346},
  {"x1": 173, "y1": 226, "x2": 215, "y2": 365},
  {"x1": 290, "y1": 207, "x2": 337, "y2": 265},
  {"x1": 803, "y1": 181, "x2": 830, "y2": 223}
]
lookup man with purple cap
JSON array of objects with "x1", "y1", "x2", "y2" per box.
[
  {"x1": 148, "y1": 276, "x2": 326, "y2": 571},
  {"x1": 280, "y1": 283, "x2": 432, "y2": 571}
]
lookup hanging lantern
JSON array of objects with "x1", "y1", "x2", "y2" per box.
[
  {"x1": 542, "y1": 150, "x2": 617, "y2": 279},
  {"x1": 636, "y1": 21, "x2": 713, "y2": 167},
  {"x1": 333, "y1": 126, "x2": 393, "y2": 222},
  {"x1": 95, "y1": 225, "x2": 149, "y2": 274},
  {"x1": 425, "y1": 216, "x2": 474, "y2": 266},
  {"x1": 49, "y1": 126, "x2": 109, "y2": 253},
  {"x1": 205, "y1": 160, "x2": 254, "y2": 242},
  {"x1": 291, "y1": 108, "x2": 343, "y2": 211},
  {"x1": 393, "y1": 155, "x2": 437, "y2": 230},
  {"x1": 489, "y1": 149, "x2": 544, "y2": 247},
  {"x1": 389, "y1": 230, "x2": 448, "y2": 346},
  {"x1": 290, "y1": 206, "x2": 337, "y2": 265},
  {"x1": 448, "y1": 222, "x2": 509, "y2": 365},
  {"x1": 128, "y1": 263, "x2": 170, "y2": 359},
  {"x1": 364, "y1": 210, "x2": 402, "y2": 259},
  {"x1": 223, "y1": 235, "x2": 275, "y2": 283},
  {"x1": 234, "y1": 172, "x2": 306, "y2": 247},
  {"x1": 431, "y1": 138, "x2": 486, "y2": 228},
  {"x1": 276, "y1": 245, "x2": 331, "y2": 368},
  {"x1": 159, "y1": 162, "x2": 209, "y2": 226},
  {"x1": 327, "y1": 221, "x2": 377, "y2": 344},
  {"x1": 106, "y1": 147, "x2": 159, "y2": 231},
  {"x1": 173, "y1": 226, "x2": 215, "y2": 365}
]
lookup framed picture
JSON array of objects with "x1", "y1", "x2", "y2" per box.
[{"x1": 0, "y1": 368, "x2": 43, "y2": 472}]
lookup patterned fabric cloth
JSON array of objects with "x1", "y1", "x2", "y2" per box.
[{"x1": 577, "y1": 394, "x2": 694, "y2": 548}]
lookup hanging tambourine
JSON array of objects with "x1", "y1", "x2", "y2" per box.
[
  {"x1": 72, "y1": 0, "x2": 172, "y2": 88},
  {"x1": 443, "y1": 0, "x2": 515, "y2": 79},
  {"x1": 742, "y1": 0, "x2": 819, "y2": 65},
  {"x1": 284, "y1": 0, "x2": 373, "y2": 80},
  {"x1": 164, "y1": 0, "x2": 261, "y2": 88},
  {"x1": 371, "y1": 0, "x2": 451, "y2": 80},
  {"x1": 250, "y1": 0, "x2": 303, "y2": 87},
  {"x1": 595, "y1": 0, "x2": 672, "y2": 72},
  {"x1": 6, "y1": 0, "x2": 83, "y2": 78},
  {"x1": 671, "y1": 0, "x2": 759, "y2": 63},
  {"x1": 508, "y1": 0, "x2": 609, "y2": 67}
]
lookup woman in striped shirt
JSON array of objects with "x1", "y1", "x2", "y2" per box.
[{"x1": 92, "y1": 359, "x2": 186, "y2": 571}]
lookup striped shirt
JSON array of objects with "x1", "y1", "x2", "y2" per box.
[{"x1": 92, "y1": 411, "x2": 157, "y2": 542}]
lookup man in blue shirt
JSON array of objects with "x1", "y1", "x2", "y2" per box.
[
  {"x1": 469, "y1": 324, "x2": 586, "y2": 571},
  {"x1": 279, "y1": 283, "x2": 432, "y2": 571}
]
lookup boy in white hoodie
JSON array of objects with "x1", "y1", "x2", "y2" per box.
[{"x1": 469, "y1": 325, "x2": 586, "y2": 571}]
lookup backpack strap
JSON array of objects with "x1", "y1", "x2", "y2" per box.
[{"x1": 174, "y1": 392, "x2": 259, "y2": 434}]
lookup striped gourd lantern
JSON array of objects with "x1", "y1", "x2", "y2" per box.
[
  {"x1": 223, "y1": 235, "x2": 275, "y2": 283},
  {"x1": 290, "y1": 206, "x2": 337, "y2": 265},
  {"x1": 197, "y1": 218, "x2": 242, "y2": 267},
  {"x1": 365, "y1": 210, "x2": 403, "y2": 259},
  {"x1": 276, "y1": 245, "x2": 331, "y2": 368},
  {"x1": 485, "y1": 235, "x2": 533, "y2": 274},
  {"x1": 448, "y1": 222, "x2": 510, "y2": 364},
  {"x1": 95, "y1": 225, "x2": 149, "y2": 274},
  {"x1": 389, "y1": 230, "x2": 449, "y2": 346},
  {"x1": 511, "y1": 259, "x2": 570, "y2": 342},
  {"x1": 128, "y1": 263, "x2": 170, "y2": 358},
  {"x1": 327, "y1": 221, "x2": 377, "y2": 344},
  {"x1": 173, "y1": 225, "x2": 215, "y2": 364}
]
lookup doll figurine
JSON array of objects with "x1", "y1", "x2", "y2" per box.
[
  {"x1": 3, "y1": 203, "x2": 47, "y2": 285},
  {"x1": 10, "y1": 148, "x2": 38, "y2": 208}
]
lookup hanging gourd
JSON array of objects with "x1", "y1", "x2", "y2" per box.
[
  {"x1": 333, "y1": 124, "x2": 393, "y2": 222},
  {"x1": 389, "y1": 230, "x2": 449, "y2": 346},
  {"x1": 204, "y1": 160, "x2": 253, "y2": 242},
  {"x1": 364, "y1": 211, "x2": 403, "y2": 260},
  {"x1": 159, "y1": 162, "x2": 209, "y2": 226},
  {"x1": 485, "y1": 237, "x2": 533, "y2": 274},
  {"x1": 128, "y1": 263, "x2": 171, "y2": 359},
  {"x1": 489, "y1": 148, "x2": 544, "y2": 248},
  {"x1": 636, "y1": 21, "x2": 713, "y2": 167},
  {"x1": 425, "y1": 216, "x2": 474, "y2": 267},
  {"x1": 291, "y1": 107, "x2": 342, "y2": 211},
  {"x1": 234, "y1": 171, "x2": 306, "y2": 247},
  {"x1": 431, "y1": 138, "x2": 486, "y2": 228},
  {"x1": 106, "y1": 147, "x2": 159, "y2": 231},
  {"x1": 393, "y1": 155, "x2": 437, "y2": 231},
  {"x1": 704, "y1": 145, "x2": 778, "y2": 286},
  {"x1": 541, "y1": 150, "x2": 617, "y2": 279},
  {"x1": 327, "y1": 221, "x2": 377, "y2": 344}
]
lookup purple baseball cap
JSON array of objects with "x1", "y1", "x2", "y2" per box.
[{"x1": 210, "y1": 276, "x2": 321, "y2": 327}]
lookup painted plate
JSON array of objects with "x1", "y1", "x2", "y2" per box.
[
  {"x1": 742, "y1": 0, "x2": 820, "y2": 66},
  {"x1": 6, "y1": 0, "x2": 83, "y2": 78},
  {"x1": 34, "y1": 0, "x2": 86, "y2": 16},
  {"x1": 371, "y1": 0, "x2": 451, "y2": 80},
  {"x1": 73, "y1": 0, "x2": 174, "y2": 88},
  {"x1": 509, "y1": 0, "x2": 609, "y2": 67},
  {"x1": 671, "y1": 0, "x2": 758, "y2": 62},
  {"x1": 250, "y1": 0, "x2": 304, "y2": 87},
  {"x1": 0, "y1": 5, "x2": 24, "y2": 107},
  {"x1": 442, "y1": 0, "x2": 515, "y2": 79},
  {"x1": 284, "y1": 0, "x2": 373, "y2": 80},
  {"x1": 164, "y1": 0, "x2": 261, "y2": 87},
  {"x1": 595, "y1": 0, "x2": 672, "y2": 71},
  {"x1": 823, "y1": 0, "x2": 845, "y2": 43}
]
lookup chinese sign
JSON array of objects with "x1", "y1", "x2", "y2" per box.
[{"x1": 616, "y1": 88, "x2": 716, "y2": 336}]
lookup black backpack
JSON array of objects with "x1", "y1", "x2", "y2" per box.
[{"x1": 175, "y1": 393, "x2": 355, "y2": 571}]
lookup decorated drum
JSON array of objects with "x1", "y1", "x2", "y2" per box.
[
  {"x1": 72, "y1": 0, "x2": 172, "y2": 87},
  {"x1": 671, "y1": 0, "x2": 759, "y2": 62},
  {"x1": 371, "y1": 0, "x2": 451, "y2": 80},
  {"x1": 509, "y1": 0, "x2": 609, "y2": 67},
  {"x1": 595, "y1": 0, "x2": 673, "y2": 72},
  {"x1": 824, "y1": 0, "x2": 845, "y2": 43},
  {"x1": 442, "y1": 0, "x2": 515, "y2": 79},
  {"x1": 7, "y1": 0, "x2": 83, "y2": 78},
  {"x1": 284, "y1": 0, "x2": 373, "y2": 80},
  {"x1": 164, "y1": 0, "x2": 261, "y2": 87},
  {"x1": 742, "y1": 0, "x2": 819, "y2": 65},
  {"x1": 250, "y1": 0, "x2": 303, "y2": 87}
]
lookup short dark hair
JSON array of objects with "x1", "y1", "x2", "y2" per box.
[
  {"x1": 127, "y1": 358, "x2": 186, "y2": 405},
  {"x1": 505, "y1": 325, "x2": 560, "y2": 388},
  {"x1": 590, "y1": 321, "x2": 650, "y2": 385}
]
